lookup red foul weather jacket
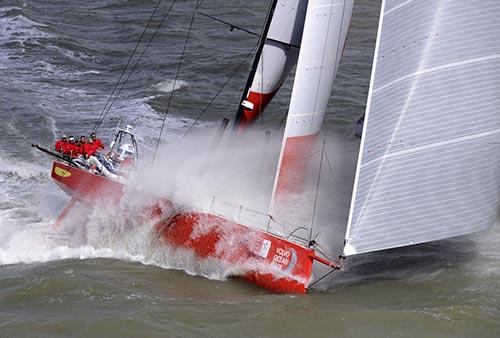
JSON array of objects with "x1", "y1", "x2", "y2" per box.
[{"x1": 55, "y1": 140, "x2": 67, "y2": 153}]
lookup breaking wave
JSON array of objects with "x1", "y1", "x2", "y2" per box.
[
  {"x1": 0, "y1": 7, "x2": 51, "y2": 45},
  {"x1": 154, "y1": 79, "x2": 189, "y2": 93}
]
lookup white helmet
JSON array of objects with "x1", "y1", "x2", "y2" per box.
[{"x1": 118, "y1": 143, "x2": 135, "y2": 161}]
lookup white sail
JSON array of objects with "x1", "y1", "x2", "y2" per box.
[
  {"x1": 237, "y1": 0, "x2": 308, "y2": 127},
  {"x1": 344, "y1": 0, "x2": 500, "y2": 256},
  {"x1": 271, "y1": 0, "x2": 353, "y2": 200}
]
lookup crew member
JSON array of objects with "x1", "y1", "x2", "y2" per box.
[
  {"x1": 54, "y1": 134, "x2": 68, "y2": 153},
  {"x1": 75, "y1": 139, "x2": 82, "y2": 154},
  {"x1": 79, "y1": 136, "x2": 88, "y2": 158},
  {"x1": 65, "y1": 136, "x2": 79, "y2": 158},
  {"x1": 81, "y1": 136, "x2": 96, "y2": 159},
  {"x1": 90, "y1": 132, "x2": 104, "y2": 151}
]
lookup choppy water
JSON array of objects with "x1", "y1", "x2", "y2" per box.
[{"x1": 1, "y1": 0, "x2": 499, "y2": 337}]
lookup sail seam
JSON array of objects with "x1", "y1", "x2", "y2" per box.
[
  {"x1": 384, "y1": 0, "x2": 417, "y2": 16},
  {"x1": 359, "y1": 128, "x2": 500, "y2": 170},
  {"x1": 374, "y1": 54, "x2": 500, "y2": 94}
]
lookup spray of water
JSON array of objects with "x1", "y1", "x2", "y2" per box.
[{"x1": 0, "y1": 124, "x2": 354, "y2": 284}]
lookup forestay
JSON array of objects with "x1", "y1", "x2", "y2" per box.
[{"x1": 344, "y1": 0, "x2": 500, "y2": 256}]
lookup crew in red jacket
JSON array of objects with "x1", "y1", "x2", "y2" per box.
[
  {"x1": 85, "y1": 141, "x2": 97, "y2": 158},
  {"x1": 65, "y1": 136, "x2": 79, "y2": 158},
  {"x1": 90, "y1": 132, "x2": 104, "y2": 151},
  {"x1": 81, "y1": 136, "x2": 96, "y2": 159},
  {"x1": 54, "y1": 134, "x2": 68, "y2": 153},
  {"x1": 78, "y1": 136, "x2": 87, "y2": 156}
]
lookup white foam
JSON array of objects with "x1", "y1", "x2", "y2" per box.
[
  {"x1": 78, "y1": 70, "x2": 101, "y2": 75},
  {"x1": 154, "y1": 79, "x2": 188, "y2": 93},
  {"x1": 0, "y1": 154, "x2": 50, "y2": 180},
  {"x1": 0, "y1": 192, "x2": 241, "y2": 281},
  {"x1": 0, "y1": 9, "x2": 52, "y2": 45}
]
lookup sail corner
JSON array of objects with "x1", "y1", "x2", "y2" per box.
[{"x1": 343, "y1": 241, "x2": 356, "y2": 256}]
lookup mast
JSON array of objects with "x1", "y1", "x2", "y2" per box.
[
  {"x1": 344, "y1": 0, "x2": 500, "y2": 256},
  {"x1": 234, "y1": 0, "x2": 280, "y2": 127}
]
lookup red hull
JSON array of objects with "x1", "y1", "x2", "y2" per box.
[
  {"x1": 155, "y1": 212, "x2": 315, "y2": 293},
  {"x1": 51, "y1": 161, "x2": 123, "y2": 201},
  {"x1": 51, "y1": 161, "x2": 330, "y2": 293}
]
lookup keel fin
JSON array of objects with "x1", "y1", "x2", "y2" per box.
[{"x1": 53, "y1": 197, "x2": 78, "y2": 228}]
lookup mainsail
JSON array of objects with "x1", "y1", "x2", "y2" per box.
[
  {"x1": 271, "y1": 0, "x2": 353, "y2": 201},
  {"x1": 344, "y1": 0, "x2": 500, "y2": 256},
  {"x1": 235, "y1": 0, "x2": 308, "y2": 128}
]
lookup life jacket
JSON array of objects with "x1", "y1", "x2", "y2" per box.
[
  {"x1": 92, "y1": 138, "x2": 104, "y2": 150},
  {"x1": 64, "y1": 142, "x2": 79, "y2": 158},
  {"x1": 55, "y1": 140, "x2": 67, "y2": 153},
  {"x1": 76, "y1": 142, "x2": 83, "y2": 155},
  {"x1": 83, "y1": 142, "x2": 96, "y2": 158}
]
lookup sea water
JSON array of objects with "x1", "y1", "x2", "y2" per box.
[{"x1": 0, "y1": 0, "x2": 499, "y2": 337}]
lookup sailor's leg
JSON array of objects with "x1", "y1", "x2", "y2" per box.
[
  {"x1": 73, "y1": 156, "x2": 90, "y2": 169},
  {"x1": 88, "y1": 156, "x2": 119, "y2": 179},
  {"x1": 53, "y1": 197, "x2": 78, "y2": 228},
  {"x1": 96, "y1": 154, "x2": 116, "y2": 174}
]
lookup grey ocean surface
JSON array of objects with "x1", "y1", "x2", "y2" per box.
[{"x1": 0, "y1": 0, "x2": 499, "y2": 337}]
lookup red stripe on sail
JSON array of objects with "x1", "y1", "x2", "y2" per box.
[
  {"x1": 275, "y1": 133, "x2": 319, "y2": 198},
  {"x1": 237, "y1": 90, "x2": 278, "y2": 129}
]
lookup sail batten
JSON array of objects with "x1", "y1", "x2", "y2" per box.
[{"x1": 344, "y1": 0, "x2": 500, "y2": 256}]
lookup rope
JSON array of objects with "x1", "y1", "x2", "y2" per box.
[
  {"x1": 152, "y1": 1, "x2": 200, "y2": 162},
  {"x1": 181, "y1": 43, "x2": 258, "y2": 138},
  {"x1": 94, "y1": 0, "x2": 178, "y2": 132}
]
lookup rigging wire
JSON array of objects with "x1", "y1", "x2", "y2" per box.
[
  {"x1": 325, "y1": 150, "x2": 347, "y2": 196},
  {"x1": 197, "y1": 10, "x2": 299, "y2": 49},
  {"x1": 93, "y1": 1, "x2": 164, "y2": 131},
  {"x1": 234, "y1": 0, "x2": 279, "y2": 127},
  {"x1": 309, "y1": 128, "x2": 328, "y2": 242},
  {"x1": 196, "y1": 12, "x2": 261, "y2": 37},
  {"x1": 93, "y1": 0, "x2": 164, "y2": 132},
  {"x1": 152, "y1": 1, "x2": 200, "y2": 162},
  {"x1": 259, "y1": 33, "x2": 265, "y2": 130},
  {"x1": 94, "y1": 0, "x2": 178, "y2": 132},
  {"x1": 195, "y1": 0, "x2": 206, "y2": 10},
  {"x1": 181, "y1": 43, "x2": 259, "y2": 138},
  {"x1": 307, "y1": 266, "x2": 340, "y2": 289},
  {"x1": 273, "y1": 110, "x2": 288, "y2": 134},
  {"x1": 304, "y1": 0, "x2": 349, "y2": 244}
]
